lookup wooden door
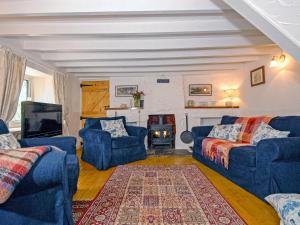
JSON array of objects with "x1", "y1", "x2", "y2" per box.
[{"x1": 81, "y1": 80, "x2": 109, "y2": 127}]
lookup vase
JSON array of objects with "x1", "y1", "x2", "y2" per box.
[{"x1": 133, "y1": 98, "x2": 140, "y2": 107}]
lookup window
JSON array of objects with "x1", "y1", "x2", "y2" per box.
[{"x1": 11, "y1": 79, "x2": 31, "y2": 124}]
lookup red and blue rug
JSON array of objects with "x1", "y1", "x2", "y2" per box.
[{"x1": 74, "y1": 165, "x2": 246, "y2": 224}]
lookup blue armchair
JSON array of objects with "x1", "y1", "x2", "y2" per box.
[
  {"x1": 79, "y1": 116, "x2": 147, "y2": 170},
  {"x1": 0, "y1": 119, "x2": 79, "y2": 225}
]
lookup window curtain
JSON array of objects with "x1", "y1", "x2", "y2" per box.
[
  {"x1": 0, "y1": 48, "x2": 27, "y2": 123},
  {"x1": 53, "y1": 72, "x2": 70, "y2": 135}
]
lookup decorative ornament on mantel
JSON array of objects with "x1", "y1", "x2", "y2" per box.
[{"x1": 132, "y1": 91, "x2": 145, "y2": 108}]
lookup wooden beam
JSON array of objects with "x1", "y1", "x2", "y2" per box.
[
  {"x1": 55, "y1": 56, "x2": 258, "y2": 67},
  {"x1": 23, "y1": 35, "x2": 273, "y2": 51},
  {"x1": 66, "y1": 63, "x2": 242, "y2": 73},
  {"x1": 0, "y1": 18, "x2": 257, "y2": 36},
  {"x1": 0, "y1": 0, "x2": 231, "y2": 16},
  {"x1": 74, "y1": 70, "x2": 238, "y2": 77},
  {"x1": 41, "y1": 47, "x2": 276, "y2": 61}
]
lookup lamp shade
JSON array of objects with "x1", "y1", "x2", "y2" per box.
[{"x1": 223, "y1": 89, "x2": 237, "y2": 98}]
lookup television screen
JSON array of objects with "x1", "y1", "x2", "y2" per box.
[{"x1": 21, "y1": 101, "x2": 63, "y2": 138}]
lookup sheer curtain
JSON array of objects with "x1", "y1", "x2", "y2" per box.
[
  {"x1": 53, "y1": 71, "x2": 70, "y2": 135},
  {"x1": 0, "y1": 48, "x2": 26, "y2": 123}
]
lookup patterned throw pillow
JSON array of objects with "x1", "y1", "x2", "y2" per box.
[
  {"x1": 265, "y1": 194, "x2": 300, "y2": 225},
  {"x1": 0, "y1": 133, "x2": 21, "y2": 149},
  {"x1": 100, "y1": 119, "x2": 129, "y2": 138},
  {"x1": 251, "y1": 122, "x2": 290, "y2": 145},
  {"x1": 208, "y1": 124, "x2": 243, "y2": 142}
]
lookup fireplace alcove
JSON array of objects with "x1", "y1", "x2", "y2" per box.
[{"x1": 147, "y1": 114, "x2": 176, "y2": 149}]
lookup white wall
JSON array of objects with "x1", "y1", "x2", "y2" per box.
[
  {"x1": 239, "y1": 54, "x2": 300, "y2": 116},
  {"x1": 108, "y1": 72, "x2": 244, "y2": 149},
  {"x1": 106, "y1": 53, "x2": 300, "y2": 149}
]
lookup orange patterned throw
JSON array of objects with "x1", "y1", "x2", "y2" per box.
[
  {"x1": 235, "y1": 116, "x2": 273, "y2": 143},
  {"x1": 202, "y1": 116, "x2": 272, "y2": 169},
  {"x1": 202, "y1": 138, "x2": 250, "y2": 169}
]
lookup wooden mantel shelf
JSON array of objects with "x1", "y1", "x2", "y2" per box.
[
  {"x1": 185, "y1": 106, "x2": 240, "y2": 109},
  {"x1": 105, "y1": 107, "x2": 143, "y2": 110},
  {"x1": 105, "y1": 107, "x2": 129, "y2": 110}
]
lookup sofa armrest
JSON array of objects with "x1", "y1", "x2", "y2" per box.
[
  {"x1": 13, "y1": 147, "x2": 67, "y2": 197},
  {"x1": 19, "y1": 136, "x2": 77, "y2": 155},
  {"x1": 257, "y1": 137, "x2": 300, "y2": 162},
  {"x1": 191, "y1": 126, "x2": 213, "y2": 139},
  {"x1": 255, "y1": 137, "x2": 300, "y2": 199},
  {"x1": 126, "y1": 126, "x2": 147, "y2": 141}
]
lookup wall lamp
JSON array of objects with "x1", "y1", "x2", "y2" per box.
[{"x1": 270, "y1": 54, "x2": 286, "y2": 68}]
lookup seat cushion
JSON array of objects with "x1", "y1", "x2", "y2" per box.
[
  {"x1": 230, "y1": 145, "x2": 257, "y2": 167},
  {"x1": 112, "y1": 136, "x2": 139, "y2": 149}
]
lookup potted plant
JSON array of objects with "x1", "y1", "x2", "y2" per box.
[{"x1": 132, "y1": 91, "x2": 145, "y2": 107}]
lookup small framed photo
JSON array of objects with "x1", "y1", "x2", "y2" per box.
[
  {"x1": 115, "y1": 85, "x2": 138, "y2": 97},
  {"x1": 189, "y1": 84, "x2": 212, "y2": 96},
  {"x1": 250, "y1": 66, "x2": 265, "y2": 87}
]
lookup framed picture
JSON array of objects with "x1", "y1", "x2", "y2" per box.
[
  {"x1": 115, "y1": 85, "x2": 138, "y2": 97},
  {"x1": 250, "y1": 66, "x2": 265, "y2": 87},
  {"x1": 189, "y1": 84, "x2": 212, "y2": 96}
]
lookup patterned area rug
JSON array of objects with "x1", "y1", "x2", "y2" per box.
[
  {"x1": 72, "y1": 201, "x2": 91, "y2": 224},
  {"x1": 75, "y1": 165, "x2": 246, "y2": 225}
]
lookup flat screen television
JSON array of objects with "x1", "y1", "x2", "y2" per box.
[{"x1": 21, "y1": 101, "x2": 63, "y2": 138}]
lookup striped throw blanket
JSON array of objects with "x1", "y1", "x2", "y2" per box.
[
  {"x1": 202, "y1": 116, "x2": 273, "y2": 169},
  {"x1": 0, "y1": 146, "x2": 50, "y2": 204},
  {"x1": 235, "y1": 116, "x2": 273, "y2": 143}
]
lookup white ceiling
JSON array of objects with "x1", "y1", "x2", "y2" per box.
[
  {"x1": 0, "y1": 0, "x2": 277, "y2": 78},
  {"x1": 224, "y1": 0, "x2": 300, "y2": 62}
]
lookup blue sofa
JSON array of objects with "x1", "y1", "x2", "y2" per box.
[
  {"x1": 79, "y1": 116, "x2": 147, "y2": 170},
  {"x1": 0, "y1": 119, "x2": 79, "y2": 225},
  {"x1": 192, "y1": 115, "x2": 300, "y2": 200}
]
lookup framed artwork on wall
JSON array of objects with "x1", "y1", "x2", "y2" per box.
[
  {"x1": 250, "y1": 66, "x2": 265, "y2": 87},
  {"x1": 189, "y1": 84, "x2": 212, "y2": 96},
  {"x1": 115, "y1": 85, "x2": 138, "y2": 97}
]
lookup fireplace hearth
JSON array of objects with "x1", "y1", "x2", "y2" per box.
[{"x1": 147, "y1": 114, "x2": 175, "y2": 149}]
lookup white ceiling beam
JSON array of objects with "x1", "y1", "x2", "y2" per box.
[
  {"x1": 0, "y1": 19, "x2": 257, "y2": 37},
  {"x1": 23, "y1": 36, "x2": 273, "y2": 51},
  {"x1": 0, "y1": 0, "x2": 231, "y2": 16},
  {"x1": 75, "y1": 71, "x2": 238, "y2": 78},
  {"x1": 41, "y1": 47, "x2": 276, "y2": 61},
  {"x1": 66, "y1": 64, "x2": 242, "y2": 73},
  {"x1": 223, "y1": 0, "x2": 300, "y2": 62},
  {"x1": 55, "y1": 56, "x2": 258, "y2": 67}
]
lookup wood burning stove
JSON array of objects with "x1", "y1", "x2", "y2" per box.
[{"x1": 147, "y1": 114, "x2": 175, "y2": 149}]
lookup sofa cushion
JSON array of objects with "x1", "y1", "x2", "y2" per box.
[
  {"x1": 84, "y1": 116, "x2": 126, "y2": 130},
  {"x1": 208, "y1": 124, "x2": 242, "y2": 142},
  {"x1": 0, "y1": 133, "x2": 21, "y2": 149},
  {"x1": 230, "y1": 145, "x2": 257, "y2": 167},
  {"x1": 100, "y1": 119, "x2": 128, "y2": 138},
  {"x1": 265, "y1": 193, "x2": 300, "y2": 225},
  {"x1": 251, "y1": 122, "x2": 290, "y2": 145},
  {"x1": 112, "y1": 136, "x2": 139, "y2": 149}
]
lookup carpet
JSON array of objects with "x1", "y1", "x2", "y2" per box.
[
  {"x1": 75, "y1": 165, "x2": 246, "y2": 225},
  {"x1": 72, "y1": 201, "x2": 91, "y2": 224}
]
